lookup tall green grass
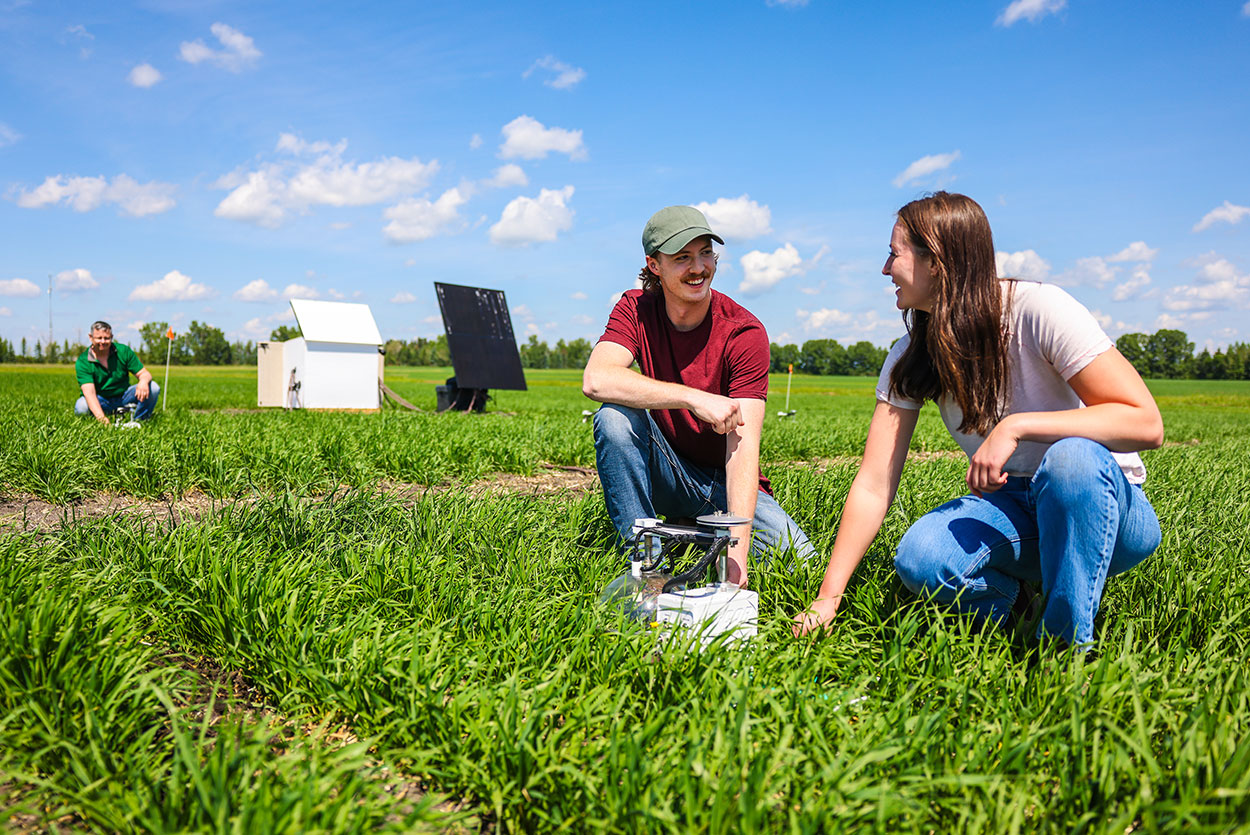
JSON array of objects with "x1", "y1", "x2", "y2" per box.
[{"x1": 2, "y1": 366, "x2": 1248, "y2": 831}]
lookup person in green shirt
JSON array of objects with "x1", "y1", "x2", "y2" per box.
[{"x1": 74, "y1": 320, "x2": 160, "y2": 422}]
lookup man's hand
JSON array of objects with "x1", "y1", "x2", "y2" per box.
[
  {"x1": 792, "y1": 596, "x2": 841, "y2": 636},
  {"x1": 690, "y1": 391, "x2": 742, "y2": 434},
  {"x1": 135, "y1": 380, "x2": 151, "y2": 402}
]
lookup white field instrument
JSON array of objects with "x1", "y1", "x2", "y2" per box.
[{"x1": 600, "y1": 512, "x2": 759, "y2": 648}]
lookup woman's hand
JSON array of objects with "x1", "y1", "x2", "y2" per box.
[
  {"x1": 792, "y1": 596, "x2": 840, "y2": 636},
  {"x1": 967, "y1": 417, "x2": 1020, "y2": 496}
]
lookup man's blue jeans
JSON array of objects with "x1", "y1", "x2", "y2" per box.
[
  {"x1": 893, "y1": 437, "x2": 1160, "y2": 646},
  {"x1": 74, "y1": 382, "x2": 160, "y2": 421},
  {"x1": 592, "y1": 403, "x2": 816, "y2": 562}
]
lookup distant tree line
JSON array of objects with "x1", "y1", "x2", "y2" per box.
[
  {"x1": 770, "y1": 340, "x2": 890, "y2": 376},
  {"x1": 0, "y1": 322, "x2": 256, "y2": 366},
  {"x1": 1114, "y1": 330, "x2": 1250, "y2": 380},
  {"x1": 3, "y1": 326, "x2": 1248, "y2": 379}
]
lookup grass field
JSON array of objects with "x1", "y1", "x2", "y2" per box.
[{"x1": 2, "y1": 365, "x2": 1249, "y2": 833}]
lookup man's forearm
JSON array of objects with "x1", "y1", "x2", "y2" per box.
[
  {"x1": 137, "y1": 368, "x2": 153, "y2": 384},
  {"x1": 81, "y1": 385, "x2": 106, "y2": 420},
  {"x1": 583, "y1": 363, "x2": 698, "y2": 411}
]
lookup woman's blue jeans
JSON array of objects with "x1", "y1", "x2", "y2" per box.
[
  {"x1": 593, "y1": 403, "x2": 816, "y2": 562},
  {"x1": 893, "y1": 437, "x2": 1160, "y2": 646}
]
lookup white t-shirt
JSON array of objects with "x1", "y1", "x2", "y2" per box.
[{"x1": 875, "y1": 280, "x2": 1147, "y2": 484}]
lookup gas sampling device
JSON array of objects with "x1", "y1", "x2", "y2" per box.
[{"x1": 599, "y1": 512, "x2": 758, "y2": 648}]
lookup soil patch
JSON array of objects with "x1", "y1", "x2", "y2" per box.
[
  {"x1": 0, "y1": 491, "x2": 221, "y2": 534},
  {"x1": 0, "y1": 464, "x2": 599, "y2": 533}
]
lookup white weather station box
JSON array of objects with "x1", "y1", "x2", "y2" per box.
[{"x1": 257, "y1": 299, "x2": 385, "y2": 411}]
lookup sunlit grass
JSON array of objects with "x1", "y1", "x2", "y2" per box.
[{"x1": 1, "y1": 365, "x2": 1248, "y2": 831}]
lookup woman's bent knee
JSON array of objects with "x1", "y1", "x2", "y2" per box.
[{"x1": 1036, "y1": 437, "x2": 1113, "y2": 485}]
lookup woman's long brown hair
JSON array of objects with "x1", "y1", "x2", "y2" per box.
[{"x1": 888, "y1": 192, "x2": 1010, "y2": 435}]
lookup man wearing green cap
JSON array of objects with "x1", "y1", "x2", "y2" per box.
[{"x1": 583, "y1": 206, "x2": 815, "y2": 584}]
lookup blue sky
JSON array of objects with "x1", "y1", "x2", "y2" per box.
[{"x1": 1, "y1": 0, "x2": 1248, "y2": 354}]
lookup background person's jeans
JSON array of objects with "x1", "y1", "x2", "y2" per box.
[
  {"x1": 593, "y1": 403, "x2": 816, "y2": 562},
  {"x1": 893, "y1": 437, "x2": 1160, "y2": 646},
  {"x1": 74, "y1": 382, "x2": 160, "y2": 421}
]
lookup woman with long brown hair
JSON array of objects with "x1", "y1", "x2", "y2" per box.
[{"x1": 794, "y1": 192, "x2": 1163, "y2": 647}]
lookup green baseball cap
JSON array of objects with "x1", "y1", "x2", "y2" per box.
[{"x1": 642, "y1": 206, "x2": 724, "y2": 256}]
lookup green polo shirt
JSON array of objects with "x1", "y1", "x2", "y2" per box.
[{"x1": 75, "y1": 342, "x2": 144, "y2": 399}]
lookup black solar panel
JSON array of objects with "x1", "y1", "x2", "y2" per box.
[{"x1": 434, "y1": 282, "x2": 528, "y2": 391}]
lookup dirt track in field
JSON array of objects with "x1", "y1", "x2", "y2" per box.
[
  {"x1": 0, "y1": 464, "x2": 601, "y2": 533},
  {"x1": 0, "y1": 442, "x2": 1199, "y2": 533}
]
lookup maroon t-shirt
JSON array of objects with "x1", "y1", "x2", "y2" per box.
[{"x1": 599, "y1": 288, "x2": 772, "y2": 493}]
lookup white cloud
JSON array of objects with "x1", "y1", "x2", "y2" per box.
[
  {"x1": 1106, "y1": 241, "x2": 1158, "y2": 263},
  {"x1": 0, "y1": 307, "x2": 11, "y2": 316},
  {"x1": 1193, "y1": 200, "x2": 1250, "y2": 232},
  {"x1": 236, "y1": 317, "x2": 269, "y2": 340},
  {"x1": 512, "y1": 304, "x2": 533, "y2": 319},
  {"x1": 892, "y1": 151, "x2": 961, "y2": 188},
  {"x1": 383, "y1": 187, "x2": 469, "y2": 243},
  {"x1": 1112, "y1": 266, "x2": 1152, "y2": 301},
  {"x1": 1154, "y1": 313, "x2": 1191, "y2": 330},
  {"x1": 485, "y1": 164, "x2": 528, "y2": 188},
  {"x1": 282, "y1": 283, "x2": 320, "y2": 300},
  {"x1": 490, "y1": 185, "x2": 575, "y2": 245},
  {"x1": 288, "y1": 156, "x2": 437, "y2": 207},
  {"x1": 767, "y1": 0, "x2": 809, "y2": 6},
  {"x1": 390, "y1": 291, "x2": 418, "y2": 304},
  {"x1": 179, "y1": 22, "x2": 261, "y2": 72},
  {"x1": 0, "y1": 278, "x2": 40, "y2": 297},
  {"x1": 572, "y1": 313, "x2": 594, "y2": 325},
  {"x1": 213, "y1": 169, "x2": 286, "y2": 226},
  {"x1": 570, "y1": 291, "x2": 588, "y2": 300},
  {"x1": 996, "y1": 0, "x2": 1066, "y2": 27},
  {"x1": 470, "y1": 134, "x2": 483, "y2": 149},
  {"x1": 797, "y1": 307, "x2": 853, "y2": 330},
  {"x1": 16, "y1": 174, "x2": 176, "y2": 216},
  {"x1": 327, "y1": 288, "x2": 345, "y2": 300},
  {"x1": 1161, "y1": 258, "x2": 1250, "y2": 312},
  {"x1": 995, "y1": 249, "x2": 1051, "y2": 281},
  {"x1": 0, "y1": 122, "x2": 19, "y2": 148},
  {"x1": 796, "y1": 308, "x2": 899, "y2": 341},
  {"x1": 55, "y1": 268, "x2": 98, "y2": 292},
  {"x1": 276, "y1": 134, "x2": 347, "y2": 156},
  {"x1": 1244, "y1": 1, "x2": 1250, "y2": 17},
  {"x1": 1059, "y1": 256, "x2": 1117, "y2": 287},
  {"x1": 524, "y1": 55, "x2": 586, "y2": 90},
  {"x1": 498, "y1": 115, "x2": 586, "y2": 161},
  {"x1": 129, "y1": 270, "x2": 213, "y2": 301},
  {"x1": 214, "y1": 135, "x2": 438, "y2": 227},
  {"x1": 739, "y1": 244, "x2": 804, "y2": 294},
  {"x1": 128, "y1": 63, "x2": 162, "y2": 88},
  {"x1": 234, "y1": 278, "x2": 278, "y2": 302},
  {"x1": 693, "y1": 195, "x2": 772, "y2": 241}
]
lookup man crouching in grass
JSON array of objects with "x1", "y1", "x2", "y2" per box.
[
  {"x1": 74, "y1": 320, "x2": 160, "y2": 423},
  {"x1": 582, "y1": 205, "x2": 815, "y2": 585}
]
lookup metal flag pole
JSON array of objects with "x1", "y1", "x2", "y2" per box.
[
  {"x1": 162, "y1": 326, "x2": 173, "y2": 411},
  {"x1": 785, "y1": 363, "x2": 793, "y2": 412}
]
